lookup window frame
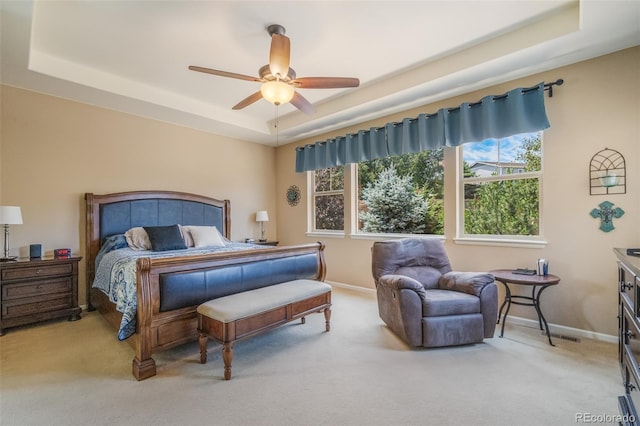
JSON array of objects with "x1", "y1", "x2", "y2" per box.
[
  {"x1": 304, "y1": 133, "x2": 547, "y2": 247},
  {"x1": 308, "y1": 166, "x2": 346, "y2": 235},
  {"x1": 455, "y1": 133, "x2": 546, "y2": 247}
]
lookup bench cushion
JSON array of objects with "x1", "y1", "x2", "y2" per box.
[{"x1": 197, "y1": 279, "x2": 331, "y2": 323}]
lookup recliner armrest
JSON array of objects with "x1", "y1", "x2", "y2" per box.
[
  {"x1": 438, "y1": 271, "x2": 495, "y2": 297},
  {"x1": 378, "y1": 274, "x2": 427, "y2": 299}
]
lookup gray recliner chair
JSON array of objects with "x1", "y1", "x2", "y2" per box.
[{"x1": 372, "y1": 238, "x2": 498, "y2": 347}]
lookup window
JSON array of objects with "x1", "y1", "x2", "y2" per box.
[
  {"x1": 308, "y1": 132, "x2": 542, "y2": 241},
  {"x1": 459, "y1": 132, "x2": 542, "y2": 238},
  {"x1": 310, "y1": 151, "x2": 444, "y2": 236},
  {"x1": 312, "y1": 166, "x2": 344, "y2": 231},
  {"x1": 357, "y1": 149, "x2": 444, "y2": 235}
]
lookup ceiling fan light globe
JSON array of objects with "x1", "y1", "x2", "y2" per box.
[{"x1": 260, "y1": 81, "x2": 294, "y2": 105}]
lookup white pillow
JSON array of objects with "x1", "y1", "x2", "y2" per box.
[
  {"x1": 124, "y1": 227, "x2": 151, "y2": 250},
  {"x1": 184, "y1": 225, "x2": 225, "y2": 247},
  {"x1": 178, "y1": 224, "x2": 194, "y2": 247}
]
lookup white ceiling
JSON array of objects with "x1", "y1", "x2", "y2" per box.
[{"x1": 1, "y1": 1, "x2": 639, "y2": 146}]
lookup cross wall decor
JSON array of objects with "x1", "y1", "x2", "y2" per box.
[{"x1": 590, "y1": 201, "x2": 624, "y2": 232}]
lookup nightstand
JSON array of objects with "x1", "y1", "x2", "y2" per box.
[
  {"x1": 254, "y1": 241, "x2": 279, "y2": 246},
  {"x1": 0, "y1": 256, "x2": 82, "y2": 335}
]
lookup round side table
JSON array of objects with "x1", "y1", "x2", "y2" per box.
[{"x1": 490, "y1": 269, "x2": 561, "y2": 346}]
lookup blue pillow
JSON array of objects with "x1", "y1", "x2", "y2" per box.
[
  {"x1": 143, "y1": 225, "x2": 187, "y2": 251},
  {"x1": 102, "y1": 233, "x2": 128, "y2": 250},
  {"x1": 96, "y1": 234, "x2": 128, "y2": 269}
]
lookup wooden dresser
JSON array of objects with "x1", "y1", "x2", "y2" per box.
[
  {"x1": 0, "y1": 256, "x2": 82, "y2": 335},
  {"x1": 615, "y1": 248, "x2": 640, "y2": 425}
]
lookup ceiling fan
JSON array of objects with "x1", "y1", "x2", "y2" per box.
[{"x1": 188, "y1": 24, "x2": 360, "y2": 114}]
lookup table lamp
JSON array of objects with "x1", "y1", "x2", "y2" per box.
[
  {"x1": 0, "y1": 206, "x2": 23, "y2": 261},
  {"x1": 256, "y1": 210, "x2": 269, "y2": 242}
]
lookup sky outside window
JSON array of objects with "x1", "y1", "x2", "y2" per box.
[{"x1": 462, "y1": 133, "x2": 539, "y2": 165}]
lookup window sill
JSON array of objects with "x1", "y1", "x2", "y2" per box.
[
  {"x1": 305, "y1": 231, "x2": 345, "y2": 239},
  {"x1": 454, "y1": 237, "x2": 547, "y2": 248},
  {"x1": 350, "y1": 233, "x2": 445, "y2": 241}
]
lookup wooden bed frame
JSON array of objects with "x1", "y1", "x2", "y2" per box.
[{"x1": 85, "y1": 190, "x2": 326, "y2": 380}]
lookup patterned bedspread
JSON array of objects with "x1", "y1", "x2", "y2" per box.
[{"x1": 93, "y1": 243, "x2": 261, "y2": 340}]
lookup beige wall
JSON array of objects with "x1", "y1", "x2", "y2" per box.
[
  {"x1": 0, "y1": 86, "x2": 277, "y2": 305},
  {"x1": 276, "y1": 47, "x2": 640, "y2": 337}
]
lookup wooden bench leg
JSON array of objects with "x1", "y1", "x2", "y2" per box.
[
  {"x1": 222, "y1": 342, "x2": 234, "y2": 380},
  {"x1": 199, "y1": 332, "x2": 208, "y2": 364},
  {"x1": 324, "y1": 307, "x2": 331, "y2": 332}
]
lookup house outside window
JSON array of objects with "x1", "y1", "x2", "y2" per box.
[
  {"x1": 459, "y1": 131, "x2": 543, "y2": 239},
  {"x1": 312, "y1": 166, "x2": 344, "y2": 231},
  {"x1": 468, "y1": 161, "x2": 526, "y2": 177}
]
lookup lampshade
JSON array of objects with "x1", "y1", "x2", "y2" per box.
[
  {"x1": 0, "y1": 206, "x2": 23, "y2": 225},
  {"x1": 260, "y1": 81, "x2": 294, "y2": 105},
  {"x1": 256, "y1": 211, "x2": 269, "y2": 222}
]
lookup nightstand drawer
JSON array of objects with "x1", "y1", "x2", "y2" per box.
[
  {"x1": 2, "y1": 278, "x2": 72, "y2": 300},
  {"x1": 2, "y1": 294, "x2": 73, "y2": 319},
  {"x1": 1, "y1": 263, "x2": 74, "y2": 281}
]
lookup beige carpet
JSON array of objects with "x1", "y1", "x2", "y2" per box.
[{"x1": 0, "y1": 286, "x2": 621, "y2": 426}]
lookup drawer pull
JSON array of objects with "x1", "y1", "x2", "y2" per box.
[
  {"x1": 621, "y1": 282, "x2": 633, "y2": 291},
  {"x1": 36, "y1": 269, "x2": 43, "y2": 275}
]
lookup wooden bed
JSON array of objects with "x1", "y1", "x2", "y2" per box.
[{"x1": 85, "y1": 190, "x2": 326, "y2": 380}]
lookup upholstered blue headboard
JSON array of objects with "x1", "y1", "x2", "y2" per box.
[
  {"x1": 85, "y1": 191, "x2": 230, "y2": 283},
  {"x1": 99, "y1": 199, "x2": 224, "y2": 243}
]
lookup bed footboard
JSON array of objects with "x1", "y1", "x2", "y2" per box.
[{"x1": 132, "y1": 242, "x2": 326, "y2": 380}]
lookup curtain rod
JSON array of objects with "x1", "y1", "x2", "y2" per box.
[
  {"x1": 529, "y1": 78, "x2": 563, "y2": 96},
  {"x1": 362, "y1": 79, "x2": 564, "y2": 132}
]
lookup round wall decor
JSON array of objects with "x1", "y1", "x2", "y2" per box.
[{"x1": 286, "y1": 185, "x2": 301, "y2": 206}]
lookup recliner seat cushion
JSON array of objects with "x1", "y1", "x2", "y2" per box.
[{"x1": 422, "y1": 289, "x2": 480, "y2": 317}]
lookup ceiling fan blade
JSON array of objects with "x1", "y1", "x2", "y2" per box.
[
  {"x1": 293, "y1": 77, "x2": 360, "y2": 89},
  {"x1": 189, "y1": 66, "x2": 261, "y2": 83},
  {"x1": 232, "y1": 91, "x2": 264, "y2": 110},
  {"x1": 290, "y1": 91, "x2": 316, "y2": 115},
  {"x1": 269, "y1": 34, "x2": 290, "y2": 79}
]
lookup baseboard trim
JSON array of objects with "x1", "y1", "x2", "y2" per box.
[
  {"x1": 328, "y1": 280, "x2": 376, "y2": 295},
  {"x1": 504, "y1": 316, "x2": 617, "y2": 344},
  {"x1": 328, "y1": 280, "x2": 617, "y2": 344}
]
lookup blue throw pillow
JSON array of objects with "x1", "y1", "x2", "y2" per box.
[
  {"x1": 96, "y1": 234, "x2": 128, "y2": 269},
  {"x1": 101, "y1": 234, "x2": 128, "y2": 251},
  {"x1": 143, "y1": 225, "x2": 187, "y2": 251}
]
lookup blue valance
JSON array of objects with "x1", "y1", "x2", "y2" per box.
[{"x1": 295, "y1": 82, "x2": 552, "y2": 172}]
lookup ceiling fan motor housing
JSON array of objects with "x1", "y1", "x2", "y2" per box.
[
  {"x1": 258, "y1": 65, "x2": 296, "y2": 82},
  {"x1": 267, "y1": 24, "x2": 286, "y2": 37}
]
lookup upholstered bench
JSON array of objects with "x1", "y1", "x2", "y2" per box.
[{"x1": 197, "y1": 279, "x2": 332, "y2": 380}]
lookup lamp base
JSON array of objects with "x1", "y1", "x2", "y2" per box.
[{"x1": 0, "y1": 256, "x2": 18, "y2": 262}]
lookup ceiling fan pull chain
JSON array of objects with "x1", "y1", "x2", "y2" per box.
[{"x1": 275, "y1": 106, "x2": 279, "y2": 146}]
